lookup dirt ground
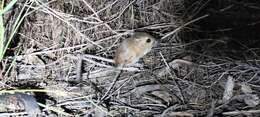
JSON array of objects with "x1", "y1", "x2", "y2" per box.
[{"x1": 1, "y1": 0, "x2": 260, "y2": 116}]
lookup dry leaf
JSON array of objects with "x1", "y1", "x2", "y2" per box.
[
  {"x1": 241, "y1": 83, "x2": 253, "y2": 94},
  {"x1": 222, "y1": 76, "x2": 234, "y2": 102},
  {"x1": 244, "y1": 94, "x2": 259, "y2": 107},
  {"x1": 0, "y1": 93, "x2": 40, "y2": 116}
]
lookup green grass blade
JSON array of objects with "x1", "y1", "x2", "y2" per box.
[
  {"x1": 1, "y1": 0, "x2": 4, "y2": 10},
  {"x1": 0, "y1": 0, "x2": 18, "y2": 60},
  {"x1": 0, "y1": 15, "x2": 4, "y2": 59},
  {"x1": 0, "y1": 0, "x2": 17, "y2": 15},
  {"x1": 1, "y1": 1, "x2": 34, "y2": 60}
]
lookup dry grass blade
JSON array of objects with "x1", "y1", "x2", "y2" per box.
[
  {"x1": 2, "y1": 0, "x2": 260, "y2": 116},
  {"x1": 161, "y1": 14, "x2": 209, "y2": 40},
  {"x1": 34, "y1": 0, "x2": 103, "y2": 48},
  {"x1": 159, "y1": 52, "x2": 186, "y2": 104},
  {"x1": 223, "y1": 110, "x2": 260, "y2": 116},
  {"x1": 100, "y1": 70, "x2": 122, "y2": 102}
]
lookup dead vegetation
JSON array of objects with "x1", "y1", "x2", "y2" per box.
[{"x1": 1, "y1": 0, "x2": 260, "y2": 116}]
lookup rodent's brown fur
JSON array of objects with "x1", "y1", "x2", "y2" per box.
[{"x1": 114, "y1": 32, "x2": 156, "y2": 67}]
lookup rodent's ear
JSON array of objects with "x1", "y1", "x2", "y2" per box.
[{"x1": 148, "y1": 32, "x2": 161, "y2": 41}]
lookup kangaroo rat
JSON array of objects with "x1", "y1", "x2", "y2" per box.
[
  {"x1": 101, "y1": 32, "x2": 157, "y2": 102},
  {"x1": 114, "y1": 32, "x2": 157, "y2": 68}
]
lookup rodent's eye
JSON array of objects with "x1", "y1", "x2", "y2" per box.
[{"x1": 146, "y1": 38, "x2": 151, "y2": 43}]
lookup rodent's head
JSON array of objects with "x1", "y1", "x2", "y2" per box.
[
  {"x1": 132, "y1": 32, "x2": 157, "y2": 49},
  {"x1": 114, "y1": 32, "x2": 158, "y2": 67}
]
